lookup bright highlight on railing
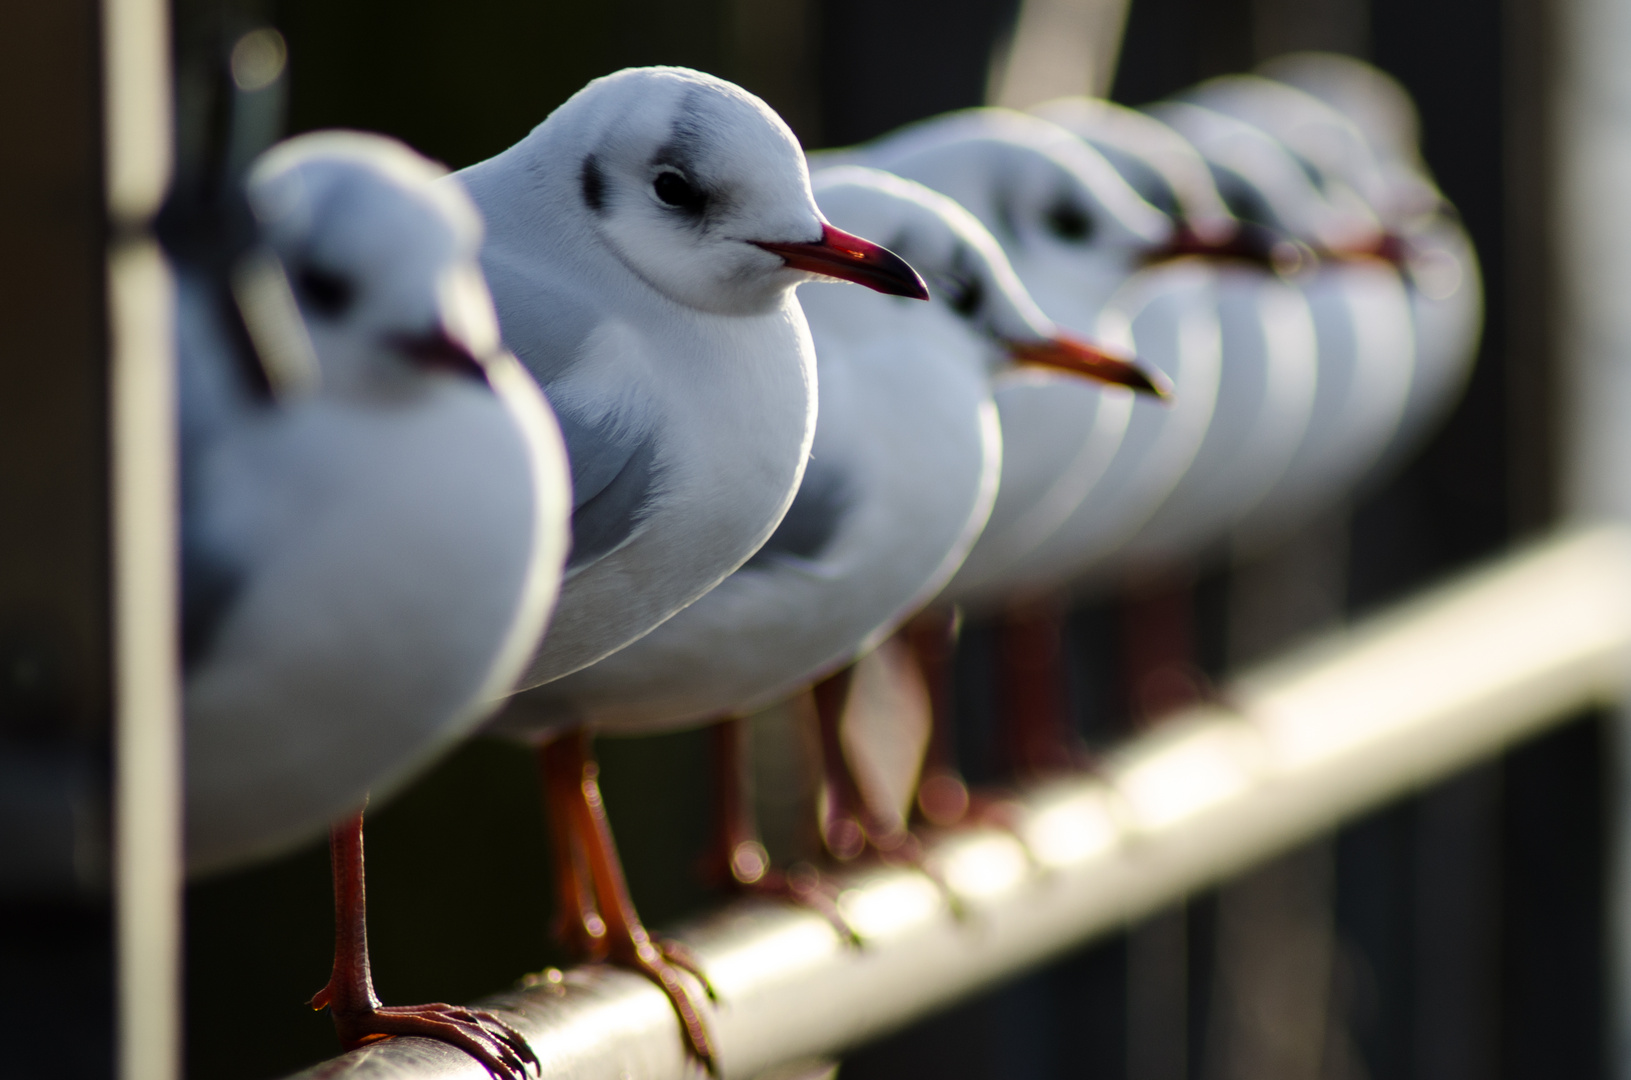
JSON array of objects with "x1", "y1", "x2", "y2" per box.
[{"x1": 287, "y1": 525, "x2": 1631, "y2": 1080}]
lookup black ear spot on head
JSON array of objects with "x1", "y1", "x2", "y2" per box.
[
  {"x1": 946, "y1": 273, "x2": 984, "y2": 317},
  {"x1": 582, "y1": 154, "x2": 606, "y2": 212}
]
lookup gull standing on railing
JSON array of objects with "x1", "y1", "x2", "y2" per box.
[
  {"x1": 1199, "y1": 58, "x2": 1483, "y2": 475},
  {"x1": 178, "y1": 133, "x2": 570, "y2": 1077},
  {"x1": 459, "y1": 67, "x2": 927, "y2": 1070}
]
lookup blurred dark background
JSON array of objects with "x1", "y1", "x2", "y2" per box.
[{"x1": 177, "y1": 0, "x2": 1601, "y2": 1078}]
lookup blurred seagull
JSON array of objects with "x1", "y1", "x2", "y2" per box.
[
  {"x1": 1208, "y1": 60, "x2": 1483, "y2": 473},
  {"x1": 831, "y1": 110, "x2": 1194, "y2": 599},
  {"x1": 179, "y1": 132, "x2": 569, "y2": 1077},
  {"x1": 1150, "y1": 99, "x2": 1416, "y2": 541},
  {"x1": 459, "y1": 67, "x2": 926, "y2": 1067},
  {"x1": 1028, "y1": 98, "x2": 1318, "y2": 576}
]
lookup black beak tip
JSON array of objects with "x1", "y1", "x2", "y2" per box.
[
  {"x1": 1135, "y1": 365, "x2": 1174, "y2": 400},
  {"x1": 872, "y1": 246, "x2": 931, "y2": 301}
]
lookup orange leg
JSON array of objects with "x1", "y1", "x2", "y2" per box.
[
  {"x1": 998, "y1": 595, "x2": 1089, "y2": 777},
  {"x1": 310, "y1": 808, "x2": 538, "y2": 1080},
  {"x1": 1119, "y1": 579, "x2": 1209, "y2": 728},
  {"x1": 903, "y1": 607, "x2": 972, "y2": 827},
  {"x1": 537, "y1": 730, "x2": 716, "y2": 1069},
  {"x1": 701, "y1": 717, "x2": 858, "y2": 944},
  {"x1": 812, "y1": 666, "x2": 918, "y2": 863}
]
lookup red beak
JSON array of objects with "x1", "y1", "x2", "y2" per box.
[
  {"x1": 755, "y1": 222, "x2": 930, "y2": 300},
  {"x1": 1008, "y1": 334, "x2": 1172, "y2": 399},
  {"x1": 389, "y1": 327, "x2": 489, "y2": 384},
  {"x1": 1148, "y1": 220, "x2": 1314, "y2": 276}
]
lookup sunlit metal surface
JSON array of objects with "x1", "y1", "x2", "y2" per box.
[{"x1": 287, "y1": 526, "x2": 1631, "y2": 1080}]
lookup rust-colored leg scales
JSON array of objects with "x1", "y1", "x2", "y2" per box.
[
  {"x1": 311, "y1": 808, "x2": 538, "y2": 1080},
  {"x1": 701, "y1": 718, "x2": 859, "y2": 944},
  {"x1": 903, "y1": 608, "x2": 973, "y2": 827},
  {"x1": 538, "y1": 730, "x2": 716, "y2": 1070}
]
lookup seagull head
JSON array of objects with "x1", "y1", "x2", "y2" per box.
[
  {"x1": 810, "y1": 167, "x2": 1169, "y2": 398},
  {"x1": 536, "y1": 67, "x2": 924, "y2": 315},
  {"x1": 860, "y1": 110, "x2": 1172, "y2": 273},
  {"x1": 245, "y1": 131, "x2": 503, "y2": 400},
  {"x1": 1149, "y1": 101, "x2": 1390, "y2": 261}
]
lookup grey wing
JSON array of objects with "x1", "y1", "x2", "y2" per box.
[
  {"x1": 743, "y1": 451, "x2": 856, "y2": 568},
  {"x1": 553, "y1": 406, "x2": 663, "y2": 572}
]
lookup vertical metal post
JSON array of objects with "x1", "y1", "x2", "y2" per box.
[
  {"x1": 106, "y1": 0, "x2": 180, "y2": 1072},
  {"x1": 1556, "y1": 0, "x2": 1631, "y2": 1072}
]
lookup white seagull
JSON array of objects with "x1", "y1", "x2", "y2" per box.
[
  {"x1": 1149, "y1": 98, "x2": 1417, "y2": 542},
  {"x1": 1218, "y1": 59, "x2": 1484, "y2": 474},
  {"x1": 457, "y1": 67, "x2": 926, "y2": 1067},
  {"x1": 1030, "y1": 97, "x2": 1318, "y2": 577},
  {"x1": 179, "y1": 132, "x2": 569, "y2": 1077}
]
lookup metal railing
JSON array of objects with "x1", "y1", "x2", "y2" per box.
[{"x1": 286, "y1": 524, "x2": 1631, "y2": 1080}]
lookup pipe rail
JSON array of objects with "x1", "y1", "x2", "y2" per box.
[{"x1": 288, "y1": 525, "x2": 1631, "y2": 1080}]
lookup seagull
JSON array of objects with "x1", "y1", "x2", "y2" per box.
[
  {"x1": 528, "y1": 165, "x2": 1158, "y2": 872},
  {"x1": 1148, "y1": 98, "x2": 1416, "y2": 542},
  {"x1": 1027, "y1": 98, "x2": 1318, "y2": 578},
  {"x1": 1210, "y1": 60, "x2": 1483, "y2": 473},
  {"x1": 178, "y1": 132, "x2": 569, "y2": 1077},
  {"x1": 457, "y1": 67, "x2": 927, "y2": 1068}
]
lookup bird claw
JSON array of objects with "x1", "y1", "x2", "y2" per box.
[
  {"x1": 727, "y1": 860, "x2": 862, "y2": 947},
  {"x1": 323, "y1": 1000, "x2": 539, "y2": 1080},
  {"x1": 615, "y1": 940, "x2": 718, "y2": 1072}
]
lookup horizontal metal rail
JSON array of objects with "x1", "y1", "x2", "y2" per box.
[{"x1": 288, "y1": 525, "x2": 1631, "y2": 1080}]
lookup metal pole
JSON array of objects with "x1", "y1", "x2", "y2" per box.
[
  {"x1": 1555, "y1": 0, "x2": 1631, "y2": 1073},
  {"x1": 283, "y1": 526, "x2": 1631, "y2": 1080},
  {"x1": 106, "y1": 0, "x2": 180, "y2": 1073}
]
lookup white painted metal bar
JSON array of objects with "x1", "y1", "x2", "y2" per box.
[
  {"x1": 287, "y1": 525, "x2": 1631, "y2": 1080},
  {"x1": 1555, "y1": 0, "x2": 1631, "y2": 1074},
  {"x1": 106, "y1": 0, "x2": 180, "y2": 1076}
]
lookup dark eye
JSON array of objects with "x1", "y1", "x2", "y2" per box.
[
  {"x1": 941, "y1": 274, "x2": 984, "y2": 318},
  {"x1": 296, "y1": 265, "x2": 354, "y2": 317},
  {"x1": 1044, "y1": 200, "x2": 1094, "y2": 243},
  {"x1": 653, "y1": 170, "x2": 707, "y2": 213}
]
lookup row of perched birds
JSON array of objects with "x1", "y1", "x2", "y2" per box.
[{"x1": 171, "y1": 48, "x2": 1479, "y2": 1078}]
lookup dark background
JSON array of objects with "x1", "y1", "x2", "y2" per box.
[{"x1": 175, "y1": 0, "x2": 1603, "y2": 1078}]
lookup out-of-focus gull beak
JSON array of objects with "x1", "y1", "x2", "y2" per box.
[
  {"x1": 755, "y1": 222, "x2": 931, "y2": 300},
  {"x1": 390, "y1": 325, "x2": 490, "y2": 383},
  {"x1": 1008, "y1": 333, "x2": 1173, "y2": 399},
  {"x1": 1147, "y1": 219, "x2": 1315, "y2": 277}
]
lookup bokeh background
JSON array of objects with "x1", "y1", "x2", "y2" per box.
[{"x1": 176, "y1": 1, "x2": 1594, "y2": 1078}]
